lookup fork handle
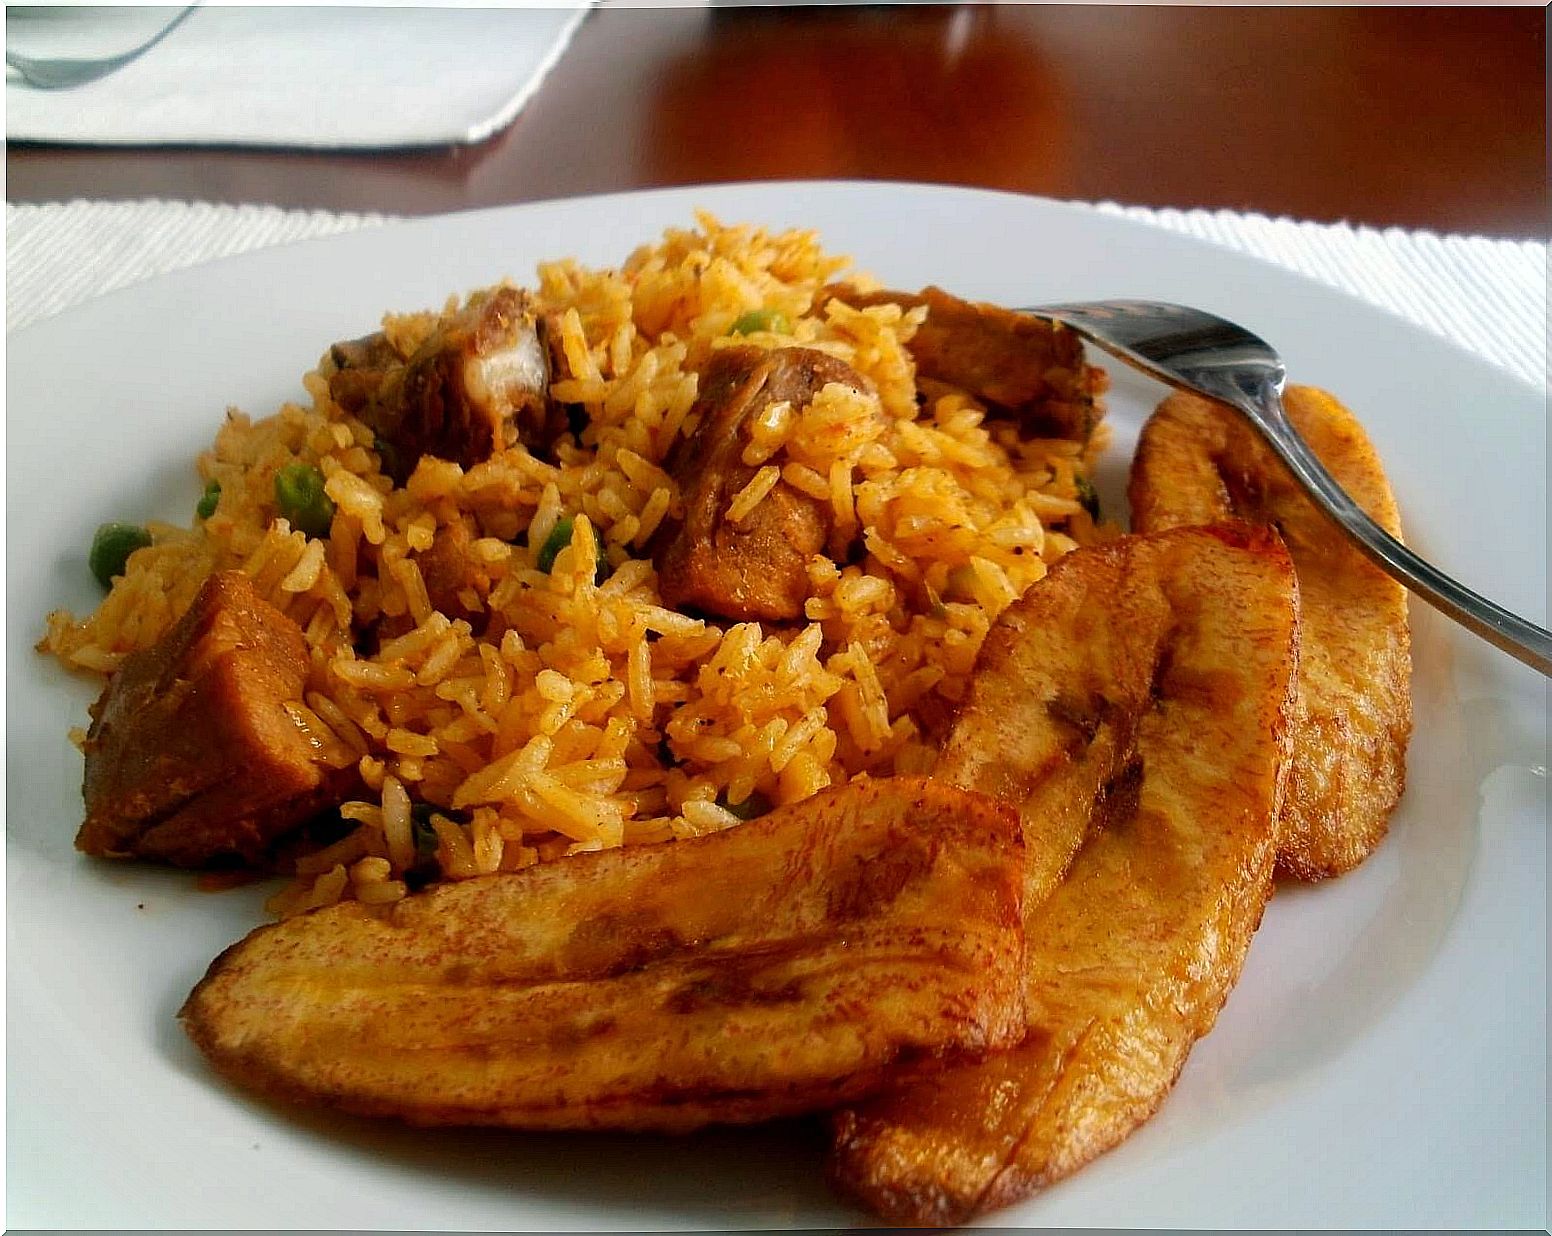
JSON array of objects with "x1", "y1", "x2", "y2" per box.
[{"x1": 1241, "y1": 389, "x2": 1552, "y2": 677}]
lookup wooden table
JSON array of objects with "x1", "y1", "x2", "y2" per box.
[{"x1": 7, "y1": 5, "x2": 1547, "y2": 237}]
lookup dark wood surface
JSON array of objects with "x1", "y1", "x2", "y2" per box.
[{"x1": 8, "y1": 5, "x2": 1547, "y2": 237}]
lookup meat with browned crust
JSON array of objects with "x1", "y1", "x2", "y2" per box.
[
  {"x1": 77, "y1": 571, "x2": 357, "y2": 868},
  {"x1": 325, "y1": 287, "x2": 559, "y2": 480},
  {"x1": 820, "y1": 284, "x2": 1104, "y2": 442},
  {"x1": 653, "y1": 345, "x2": 869, "y2": 623},
  {"x1": 323, "y1": 331, "x2": 400, "y2": 416},
  {"x1": 180, "y1": 776, "x2": 1026, "y2": 1132},
  {"x1": 415, "y1": 514, "x2": 492, "y2": 627}
]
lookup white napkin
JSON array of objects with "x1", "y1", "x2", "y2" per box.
[{"x1": 5, "y1": 5, "x2": 590, "y2": 149}]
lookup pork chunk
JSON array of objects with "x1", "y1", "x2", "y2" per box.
[
  {"x1": 653, "y1": 345, "x2": 867, "y2": 623},
  {"x1": 77, "y1": 571, "x2": 355, "y2": 868},
  {"x1": 324, "y1": 331, "x2": 400, "y2": 416},
  {"x1": 326, "y1": 287, "x2": 559, "y2": 481},
  {"x1": 416, "y1": 515, "x2": 491, "y2": 626},
  {"x1": 822, "y1": 284, "x2": 1103, "y2": 442}
]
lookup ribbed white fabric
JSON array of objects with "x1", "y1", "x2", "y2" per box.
[
  {"x1": 7, "y1": 198, "x2": 1546, "y2": 389},
  {"x1": 1095, "y1": 203, "x2": 1547, "y2": 390},
  {"x1": 6, "y1": 201, "x2": 390, "y2": 334}
]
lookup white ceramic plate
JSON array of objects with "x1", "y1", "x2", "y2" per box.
[{"x1": 7, "y1": 182, "x2": 1546, "y2": 1231}]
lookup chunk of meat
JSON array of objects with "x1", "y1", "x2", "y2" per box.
[
  {"x1": 181, "y1": 776, "x2": 1026, "y2": 1132},
  {"x1": 416, "y1": 515, "x2": 491, "y2": 625},
  {"x1": 323, "y1": 330, "x2": 400, "y2": 416},
  {"x1": 77, "y1": 571, "x2": 356, "y2": 868},
  {"x1": 1128, "y1": 386, "x2": 1411, "y2": 878},
  {"x1": 653, "y1": 345, "x2": 868, "y2": 623},
  {"x1": 326, "y1": 287, "x2": 559, "y2": 481},
  {"x1": 828, "y1": 524, "x2": 1300, "y2": 1223},
  {"x1": 822, "y1": 284, "x2": 1103, "y2": 442}
]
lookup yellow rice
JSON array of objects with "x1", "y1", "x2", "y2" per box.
[{"x1": 41, "y1": 212, "x2": 1110, "y2": 916}]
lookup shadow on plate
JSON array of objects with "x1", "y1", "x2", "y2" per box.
[
  {"x1": 1151, "y1": 587, "x2": 1484, "y2": 1142},
  {"x1": 150, "y1": 975, "x2": 863, "y2": 1226}
]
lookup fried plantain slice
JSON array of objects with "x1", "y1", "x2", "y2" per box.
[
  {"x1": 182, "y1": 776, "x2": 1025, "y2": 1133},
  {"x1": 1128, "y1": 386, "x2": 1411, "y2": 878},
  {"x1": 828, "y1": 524, "x2": 1300, "y2": 1224}
]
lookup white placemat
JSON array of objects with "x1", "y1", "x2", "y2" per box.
[
  {"x1": 5, "y1": 6, "x2": 589, "y2": 150},
  {"x1": 6, "y1": 197, "x2": 1547, "y2": 390}
]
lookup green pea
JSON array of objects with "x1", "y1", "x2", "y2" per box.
[
  {"x1": 89, "y1": 522, "x2": 153, "y2": 589},
  {"x1": 196, "y1": 479, "x2": 221, "y2": 520},
  {"x1": 1074, "y1": 475, "x2": 1101, "y2": 520},
  {"x1": 274, "y1": 463, "x2": 336, "y2": 538},
  {"x1": 410, "y1": 803, "x2": 442, "y2": 858},
  {"x1": 536, "y1": 517, "x2": 611, "y2": 584},
  {"x1": 729, "y1": 308, "x2": 791, "y2": 336},
  {"x1": 718, "y1": 790, "x2": 773, "y2": 821},
  {"x1": 371, "y1": 435, "x2": 401, "y2": 481}
]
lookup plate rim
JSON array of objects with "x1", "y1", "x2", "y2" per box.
[{"x1": 6, "y1": 178, "x2": 1546, "y2": 1232}]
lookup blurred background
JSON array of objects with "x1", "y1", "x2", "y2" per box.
[{"x1": 7, "y1": 3, "x2": 1546, "y2": 236}]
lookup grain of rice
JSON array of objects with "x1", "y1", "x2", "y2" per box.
[
  {"x1": 391, "y1": 558, "x2": 434, "y2": 626},
  {"x1": 416, "y1": 630, "x2": 465, "y2": 686},
  {"x1": 386, "y1": 727, "x2": 439, "y2": 757},
  {"x1": 634, "y1": 486, "x2": 673, "y2": 546},
  {"x1": 294, "y1": 830, "x2": 373, "y2": 877},
  {"x1": 526, "y1": 771, "x2": 624, "y2": 844},
  {"x1": 778, "y1": 461, "x2": 829, "y2": 502},
  {"x1": 68, "y1": 647, "x2": 125, "y2": 674},
  {"x1": 406, "y1": 458, "x2": 464, "y2": 501},
  {"x1": 682, "y1": 799, "x2": 741, "y2": 833},
  {"x1": 558, "y1": 308, "x2": 601, "y2": 384},
  {"x1": 282, "y1": 701, "x2": 357, "y2": 769},
  {"x1": 381, "y1": 774, "x2": 414, "y2": 870},
  {"x1": 307, "y1": 864, "x2": 349, "y2": 911},
  {"x1": 829, "y1": 459, "x2": 858, "y2": 541},
  {"x1": 279, "y1": 539, "x2": 326, "y2": 593},
  {"x1": 431, "y1": 815, "x2": 478, "y2": 879},
  {"x1": 404, "y1": 512, "x2": 437, "y2": 552},
  {"x1": 332, "y1": 659, "x2": 416, "y2": 691},
  {"x1": 350, "y1": 856, "x2": 392, "y2": 885},
  {"x1": 624, "y1": 816, "x2": 676, "y2": 845},
  {"x1": 470, "y1": 814, "x2": 505, "y2": 874},
  {"x1": 778, "y1": 750, "x2": 830, "y2": 802},
  {"x1": 770, "y1": 706, "x2": 826, "y2": 772},
  {"x1": 535, "y1": 669, "x2": 575, "y2": 702},
  {"x1": 726, "y1": 465, "x2": 781, "y2": 524},
  {"x1": 528, "y1": 483, "x2": 563, "y2": 567},
  {"x1": 627, "y1": 635, "x2": 654, "y2": 721},
  {"x1": 325, "y1": 471, "x2": 387, "y2": 544},
  {"x1": 653, "y1": 680, "x2": 692, "y2": 703},
  {"x1": 452, "y1": 732, "x2": 552, "y2": 807},
  {"x1": 687, "y1": 734, "x2": 746, "y2": 763},
  {"x1": 742, "y1": 399, "x2": 796, "y2": 466},
  {"x1": 616, "y1": 449, "x2": 674, "y2": 497},
  {"x1": 639, "y1": 604, "x2": 706, "y2": 637},
  {"x1": 355, "y1": 880, "x2": 408, "y2": 905}
]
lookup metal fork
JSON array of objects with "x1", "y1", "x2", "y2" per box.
[
  {"x1": 5, "y1": 5, "x2": 195, "y2": 90},
  {"x1": 1025, "y1": 299, "x2": 1552, "y2": 676}
]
